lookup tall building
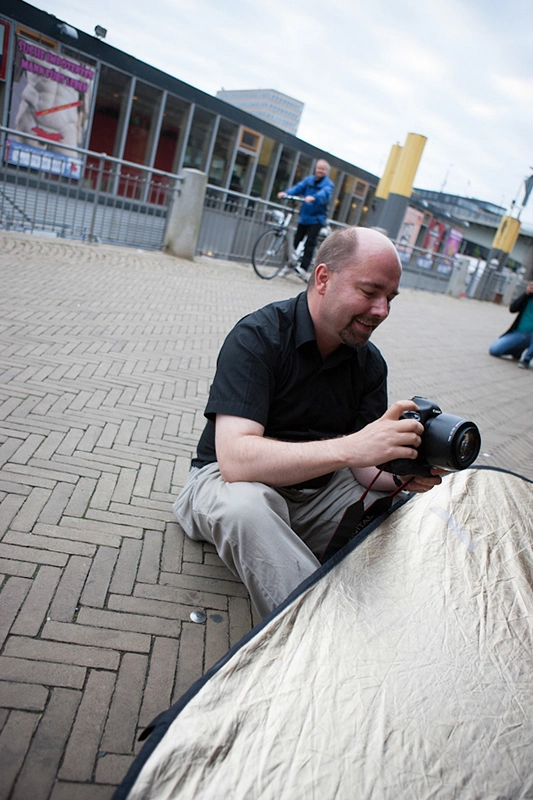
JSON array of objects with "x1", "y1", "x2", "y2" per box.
[{"x1": 216, "y1": 89, "x2": 304, "y2": 136}]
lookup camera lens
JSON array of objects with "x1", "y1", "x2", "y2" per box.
[
  {"x1": 452, "y1": 424, "x2": 481, "y2": 468},
  {"x1": 423, "y1": 415, "x2": 481, "y2": 471}
]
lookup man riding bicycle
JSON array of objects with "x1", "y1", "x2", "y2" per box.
[{"x1": 277, "y1": 159, "x2": 334, "y2": 277}]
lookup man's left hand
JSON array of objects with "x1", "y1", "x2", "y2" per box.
[{"x1": 403, "y1": 468, "x2": 446, "y2": 493}]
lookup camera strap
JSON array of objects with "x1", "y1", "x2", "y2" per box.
[{"x1": 319, "y1": 472, "x2": 411, "y2": 564}]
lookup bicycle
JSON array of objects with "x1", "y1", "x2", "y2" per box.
[{"x1": 251, "y1": 198, "x2": 330, "y2": 281}]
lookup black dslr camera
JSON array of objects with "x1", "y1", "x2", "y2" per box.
[{"x1": 380, "y1": 396, "x2": 481, "y2": 477}]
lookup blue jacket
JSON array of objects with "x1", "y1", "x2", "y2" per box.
[{"x1": 285, "y1": 174, "x2": 334, "y2": 226}]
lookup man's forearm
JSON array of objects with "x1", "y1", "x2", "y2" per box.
[
  {"x1": 215, "y1": 404, "x2": 424, "y2": 486},
  {"x1": 217, "y1": 431, "x2": 349, "y2": 486}
]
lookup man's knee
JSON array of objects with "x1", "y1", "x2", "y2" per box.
[{"x1": 216, "y1": 480, "x2": 289, "y2": 526}]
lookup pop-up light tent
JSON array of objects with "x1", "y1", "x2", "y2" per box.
[{"x1": 114, "y1": 467, "x2": 533, "y2": 800}]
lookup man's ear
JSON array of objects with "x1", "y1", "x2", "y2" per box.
[{"x1": 314, "y1": 263, "x2": 330, "y2": 295}]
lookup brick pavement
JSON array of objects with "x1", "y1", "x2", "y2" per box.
[{"x1": 0, "y1": 231, "x2": 531, "y2": 799}]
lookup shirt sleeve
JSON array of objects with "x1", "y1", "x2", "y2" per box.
[{"x1": 204, "y1": 318, "x2": 277, "y2": 428}]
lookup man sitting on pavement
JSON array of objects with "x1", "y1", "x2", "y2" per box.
[
  {"x1": 174, "y1": 227, "x2": 443, "y2": 617},
  {"x1": 277, "y1": 159, "x2": 334, "y2": 279}
]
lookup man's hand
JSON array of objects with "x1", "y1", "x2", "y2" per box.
[
  {"x1": 277, "y1": 191, "x2": 287, "y2": 199},
  {"x1": 401, "y1": 468, "x2": 445, "y2": 493},
  {"x1": 345, "y1": 400, "x2": 423, "y2": 469},
  {"x1": 304, "y1": 195, "x2": 316, "y2": 203}
]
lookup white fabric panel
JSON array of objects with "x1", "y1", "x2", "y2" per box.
[{"x1": 126, "y1": 469, "x2": 533, "y2": 800}]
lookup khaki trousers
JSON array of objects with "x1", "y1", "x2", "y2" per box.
[{"x1": 173, "y1": 464, "x2": 389, "y2": 618}]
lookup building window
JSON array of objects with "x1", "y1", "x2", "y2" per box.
[
  {"x1": 183, "y1": 107, "x2": 216, "y2": 171},
  {"x1": 122, "y1": 80, "x2": 162, "y2": 166},
  {"x1": 250, "y1": 136, "x2": 276, "y2": 198},
  {"x1": 270, "y1": 145, "x2": 296, "y2": 201},
  {"x1": 209, "y1": 118, "x2": 238, "y2": 187},
  {"x1": 88, "y1": 65, "x2": 131, "y2": 158},
  {"x1": 239, "y1": 127, "x2": 260, "y2": 153},
  {"x1": 293, "y1": 153, "x2": 313, "y2": 184},
  {"x1": 153, "y1": 94, "x2": 188, "y2": 174}
]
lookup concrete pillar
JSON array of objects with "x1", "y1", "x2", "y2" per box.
[
  {"x1": 163, "y1": 168, "x2": 207, "y2": 260},
  {"x1": 445, "y1": 257, "x2": 470, "y2": 298},
  {"x1": 378, "y1": 133, "x2": 427, "y2": 239}
]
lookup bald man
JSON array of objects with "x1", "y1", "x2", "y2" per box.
[
  {"x1": 174, "y1": 227, "x2": 442, "y2": 617},
  {"x1": 278, "y1": 159, "x2": 334, "y2": 276}
]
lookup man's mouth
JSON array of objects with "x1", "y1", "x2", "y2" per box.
[{"x1": 353, "y1": 317, "x2": 378, "y2": 333}]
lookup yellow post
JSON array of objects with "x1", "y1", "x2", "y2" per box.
[
  {"x1": 492, "y1": 215, "x2": 521, "y2": 254},
  {"x1": 389, "y1": 133, "x2": 427, "y2": 198},
  {"x1": 375, "y1": 143, "x2": 402, "y2": 201}
]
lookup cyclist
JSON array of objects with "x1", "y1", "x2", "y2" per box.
[{"x1": 277, "y1": 159, "x2": 334, "y2": 278}]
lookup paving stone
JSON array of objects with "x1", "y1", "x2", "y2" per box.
[
  {"x1": 48, "y1": 554, "x2": 92, "y2": 622},
  {"x1": 0, "y1": 656, "x2": 86, "y2": 689},
  {"x1": 108, "y1": 538, "x2": 142, "y2": 595},
  {"x1": 50, "y1": 782, "x2": 116, "y2": 800},
  {"x1": 4, "y1": 636, "x2": 120, "y2": 670},
  {"x1": 100, "y1": 653, "x2": 148, "y2": 754},
  {"x1": 59, "y1": 669, "x2": 116, "y2": 782},
  {"x1": 42, "y1": 620, "x2": 151, "y2": 653},
  {"x1": 10, "y1": 565, "x2": 62, "y2": 636},
  {"x1": 0, "y1": 709, "x2": 40, "y2": 798},
  {"x1": 0, "y1": 681, "x2": 48, "y2": 711},
  {"x1": 10, "y1": 688, "x2": 81, "y2": 800},
  {"x1": 0, "y1": 576, "x2": 32, "y2": 647},
  {"x1": 80, "y1": 546, "x2": 119, "y2": 608}
]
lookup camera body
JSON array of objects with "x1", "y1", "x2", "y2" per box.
[{"x1": 380, "y1": 396, "x2": 481, "y2": 477}]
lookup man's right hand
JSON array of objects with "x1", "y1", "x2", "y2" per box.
[{"x1": 343, "y1": 400, "x2": 423, "y2": 469}]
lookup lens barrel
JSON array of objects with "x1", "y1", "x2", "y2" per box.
[{"x1": 422, "y1": 414, "x2": 481, "y2": 471}]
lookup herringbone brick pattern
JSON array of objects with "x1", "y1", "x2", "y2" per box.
[{"x1": 0, "y1": 231, "x2": 531, "y2": 799}]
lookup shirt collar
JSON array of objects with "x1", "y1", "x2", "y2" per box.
[
  {"x1": 294, "y1": 292, "x2": 361, "y2": 365},
  {"x1": 294, "y1": 292, "x2": 317, "y2": 348}
]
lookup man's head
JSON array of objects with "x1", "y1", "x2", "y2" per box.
[
  {"x1": 314, "y1": 160, "x2": 330, "y2": 180},
  {"x1": 307, "y1": 227, "x2": 402, "y2": 357}
]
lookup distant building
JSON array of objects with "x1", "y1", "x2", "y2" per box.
[
  {"x1": 413, "y1": 189, "x2": 533, "y2": 272},
  {"x1": 216, "y1": 89, "x2": 304, "y2": 136}
]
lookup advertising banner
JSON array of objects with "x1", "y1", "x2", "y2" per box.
[
  {"x1": 436, "y1": 227, "x2": 463, "y2": 274},
  {"x1": 396, "y1": 206, "x2": 424, "y2": 264},
  {"x1": 416, "y1": 219, "x2": 446, "y2": 269},
  {"x1": 6, "y1": 36, "x2": 95, "y2": 178}
]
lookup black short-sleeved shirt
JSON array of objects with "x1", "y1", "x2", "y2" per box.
[{"x1": 192, "y1": 292, "x2": 388, "y2": 486}]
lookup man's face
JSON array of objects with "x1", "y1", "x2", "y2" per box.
[
  {"x1": 318, "y1": 248, "x2": 401, "y2": 350},
  {"x1": 314, "y1": 161, "x2": 329, "y2": 180}
]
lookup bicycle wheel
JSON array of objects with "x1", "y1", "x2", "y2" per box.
[{"x1": 252, "y1": 229, "x2": 289, "y2": 279}]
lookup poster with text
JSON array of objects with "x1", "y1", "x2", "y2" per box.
[
  {"x1": 6, "y1": 36, "x2": 96, "y2": 178},
  {"x1": 436, "y1": 227, "x2": 463, "y2": 274},
  {"x1": 416, "y1": 219, "x2": 446, "y2": 269},
  {"x1": 396, "y1": 206, "x2": 424, "y2": 264}
]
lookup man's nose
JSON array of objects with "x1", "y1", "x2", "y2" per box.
[{"x1": 370, "y1": 296, "x2": 390, "y2": 318}]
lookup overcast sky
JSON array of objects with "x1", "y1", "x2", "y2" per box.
[{"x1": 31, "y1": 0, "x2": 533, "y2": 227}]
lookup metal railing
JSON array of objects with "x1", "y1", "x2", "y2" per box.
[
  {"x1": 0, "y1": 126, "x2": 183, "y2": 248},
  {"x1": 197, "y1": 187, "x2": 345, "y2": 263}
]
